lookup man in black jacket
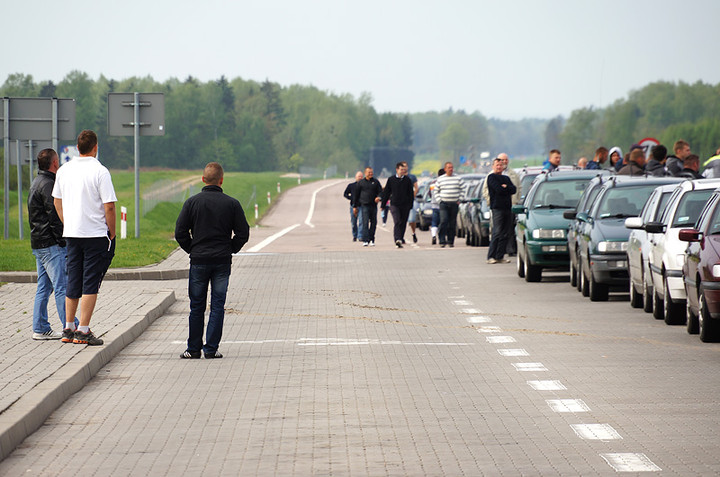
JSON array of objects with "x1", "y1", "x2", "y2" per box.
[
  {"x1": 382, "y1": 162, "x2": 415, "y2": 248},
  {"x1": 175, "y1": 162, "x2": 250, "y2": 359},
  {"x1": 343, "y1": 171, "x2": 364, "y2": 241},
  {"x1": 28, "y1": 149, "x2": 76, "y2": 340},
  {"x1": 352, "y1": 167, "x2": 383, "y2": 246},
  {"x1": 486, "y1": 157, "x2": 517, "y2": 263}
]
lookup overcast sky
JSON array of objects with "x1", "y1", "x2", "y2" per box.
[{"x1": 2, "y1": 0, "x2": 719, "y2": 120}]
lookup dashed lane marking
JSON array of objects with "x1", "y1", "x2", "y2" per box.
[
  {"x1": 600, "y1": 453, "x2": 661, "y2": 472},
  {"x1": 527, "y1": 380, "x2": 567, "y2": 391},
  {"x1": 477, "y1": 326, "x2": 503, "y2": 333},
  {"x1": 486, "y1": 336, "x2": 516, "y2": 343},
  {"x1": 547, "y1": 399, "x2": 590, "y2": 413},
  {"x1": 571, "y1": 424, "x2": 623, "y2": 441},
  {"x1": 497, "y1": 349, "x2": 529, "y2": 357},
  {"x1": 513, "y1": 362, "x2": 548, "y2": 372},
  {"x1": 466, "y1": 316, "x2": 492, "y2": 324}
]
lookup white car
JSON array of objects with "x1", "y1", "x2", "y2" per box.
[
  {"x1": 625, "y1": 184, "x2": 678, "y2": 313},
  {"x1": 646, "y1": 179, "x2": 720, "y2": 324}
]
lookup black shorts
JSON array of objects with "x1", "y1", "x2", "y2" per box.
[{"x1": 66, "y1": 236, "x2": 115, "y2": 299}]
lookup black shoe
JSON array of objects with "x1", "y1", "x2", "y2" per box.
[
  {"x1": 432, "y1": 236, "x2": 437, "y2": 245},
  {"x1": 353, "y1": 237, "x2": 357, "y2": 242},
  {"x1": 73, "y1": 330, "x2": 104, "y2": 346},
  {"x1": 449, "y1": 243, "x2": 454, "y2": 248},
  {"x1": 180, "y1": 350, "x2": 201, "y2": 359},
  {"x1": 395, "y1": 240, "x2": 403, "y2": 248},
  {"x1": 205, "y1": 351, "x2": 223, "y2": 359},
  {"x1": 440, "y1": 243, "x2": 446, "y2": 248},
  {"x1": 413, "y1": 234, "x2": 418, "y2": 243},
  {"x1": 402, "y1": 239, "x2": 406, "y2": 244}
]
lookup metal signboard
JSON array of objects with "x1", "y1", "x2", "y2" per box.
[
  {"x1": 0, "y1": 97, "x2": 76, "y2": 140},
  {"x1": 107, "y1": 93, "x2": 165, "y2": 136}
]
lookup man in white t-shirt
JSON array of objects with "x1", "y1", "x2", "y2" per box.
[{"x1": 53, "y1": 130, "x2": 117, "y2": 346}]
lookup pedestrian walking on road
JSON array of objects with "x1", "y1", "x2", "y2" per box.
[
  {"x1": 435, "y1": 162, "x2": 464, "y2": 247},
  {"x1": 352, "y1": 167, "x2": 383, "y2": 246},
  {"x1": 28, "y1": 148, "x2": 78, "y2": 340},
  {"x1": 175, "y1": 162, "x2": 249, "y2": 359},
  {"x1": 382, "y1": 162, "x2": 415, "y2": 248},
  {"x1": 402, "y1": 162, "x2": 420, "y2": 244},
  {"x1": 52, "y1": 130, "x2": 117, "y2": 346},
  {"x1": 486, "y1": 157, "x2": 516, "y2": 263},
  {"x1": 344, "y1": 171, "x2": 364, "y2": 242},
  {"x1": 429, "y1": 168, "x2": 445, "y2": 245}
]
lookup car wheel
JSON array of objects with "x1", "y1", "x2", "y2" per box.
[
  {"x1": 466, "y1": 231, "x2": 472, "y2": 246},
  {"x1": 652, "y1": 287, "x2": 664, "y2": 320},
  {"x1": 524, "y1": 246, "x2": 542, "y2": 282},
  {"x1": 570, "y1": 261, "x2": 577, "y2": 288},
  {"x1": 686, "y1": 292, "x2": 699, "y2": 335},
  {"x1": 517, "y1": 249, "x2": 525, "y2": 278},
  {"x1": 576, "y1": 252, "x2": 584, "y2": 293},
  {"x1": 663, "y1": 277, "x2": 685, "y2": 325},
  {"x1": 629, "y1": 271, "x2": 643, "y2": 308},
  {"x1": 699, "y1": 290, "x2": 720, "y2": 342},
  {"x1": 580, "y1": 260, "x2": 590, "y2": 297},
  {"x1": 642, "y1": 274, "x2": 653, "y2": 314},
  {"x1": 589, "y1": 272, "x2": 609, "y2": 302}
]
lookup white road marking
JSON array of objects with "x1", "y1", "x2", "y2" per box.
[
  {"x1": 460, "y1": 308, "x2": 482, "y2": 314},
  {"x1": 497, "y1": 349, "x2": 529, "y2": 357},
  {"x1": 547, "y1": 399, "x2": 590, "y2": 412},
  {"x1": 246, "y1": 224, "x2": 301, "y2": 252},
  {"x1": 170, "y1": 339, "x2": 474, "y2": 347},
  {"x1": 571, "y1": 424, "x2": 622, "y2": 441},
  {"x1": 448, "y1": 295, "x2": 465, "y2": 299},
  {"x1": 486, "y1": 336, "x2": 516, "y2": 343},
  {"x1": 600, "y1": 453, "x2": 661, "y2": 472},
  {"x1": 453, "y1": 300, "x2": 472, "y2": 306},
  {"x1": 477, "y1": 326, "x2": 503, "y2": 333},
  {"x1": 466, "y1": 316, "x2": 492, "y2": 324},
  {"x1": 527, "y1": 380, "x2": 566, "y2": 391},
  {"x1": 513, "y1": 362, "x2": 547, "y2": 372},
  {"x1": 305, "y1": 180, "x2": 344, "y2": 228}
]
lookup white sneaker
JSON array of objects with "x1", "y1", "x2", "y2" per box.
[
  {"x1": 486, "y1": 258, "x2": 497, "y2": 264},
  {"x1": 369, "y1": 241, "x2": 375, "y2": 246},
  {"x1": 363, "y1": 242, "x2": 369, "y2": 247},
  {"x1": 33, "y1": 330, "x2": 62, "y2": 340},
  {"x1": 500, "y1": 259, "x2": 511, "y2": 263}
]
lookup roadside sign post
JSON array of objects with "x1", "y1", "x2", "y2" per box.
[{"x1": 107, "y1": 92, "x2": 165, "y2": 238}]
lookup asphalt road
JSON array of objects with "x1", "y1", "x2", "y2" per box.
[{"x1": 1, "y1": 179, "x2": 719, "y2": 476}]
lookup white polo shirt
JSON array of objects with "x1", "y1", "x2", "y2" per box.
[{"x1": 52, "y1": 156, "x2": 117, "y2": 238}]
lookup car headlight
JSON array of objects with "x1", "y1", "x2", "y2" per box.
[
  {"x1": 483, "y1": 211, "x2": 491, "y2": 219},
  {"x1": 713, "y1": 265, "x2": 720, "y2": 278},
  {"x1": 422, "y1": 209, "x2": 432, "y2": 216},
  {"x1": 532, "y1": 229, "x2": 566, "y2": 239},
  {"x1": 597, "y1": 241, "x2": 628, "y2": 252}
]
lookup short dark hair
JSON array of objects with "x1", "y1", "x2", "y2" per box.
[
  {"x1": 437, "y1": 168, "x2": 446, "y2": 176},
  {"x1": 684, "y1": 154, "x2": 699, "y2": 166},
  {"x1": 630, "y1": 148, "x2": 645, "y2": 163},
  {"x1": 77, "y1": 129, "x2": 98, "y2": 155},
  {"x1": 396, "y1": 162, "x2": 405, "y2": 170},
  {"x1": 651, "y1": 145, "x2": 667, "y2": 161},
  {"x1": 203, "y1": 162, "x2": 224, "y2": 184},
  {"x1": 549, "y1": 149, "x2": 561, "y2": 156},
  {"x1": 37, "y1": 148, "x2": 57, "y2": 171}
]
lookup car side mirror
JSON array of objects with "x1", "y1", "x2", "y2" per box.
[
  {"x1": 511, "y1": 204, "x2": 526, "y2": 214},
  {"x1": 563, "y1": 210, "x2": 577, "y2": 220},
  {"x1": 678, "y1": 228, "x2": 702, "y2": 242},
  {"x1": 576, "y1": 212, "x2": 591, "y2": 223},
  {"x1": 644, "y1": 222, "x2": 665, "y2": 234},
  {"x1": 624, "y1": 217, "x2": 644, "y2": 230}
]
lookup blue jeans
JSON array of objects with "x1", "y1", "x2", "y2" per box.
[
  {"x1": 32, "y1": 245, "x2": 77, "y2": 332},
  {"x1": 188, "y1": 262, "x2": 231, "y2": 354},
  {"x1": 349, "y1": 205, "x2": 358, "y2": 239},
  {"x1": 357, "y1": 204, "x2": 377, "y2": 242}
]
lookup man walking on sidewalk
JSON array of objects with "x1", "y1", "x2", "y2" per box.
[
  {"x1": 28, "y1": 148, "x2": 77, "y2": 340},
  {"x1": 343, "y1": 171, "x2": 364, "y2": 242},
  {"x1": 175, "y1": 162, "x2": 250, "y2": 359},
  {"x1": 352, "y1": 167, "x2": 383, "y2": 246},
  {"x1": 382, "y1": 162, "x2": 415, "y2": 248},
  {"x1": 434, "y1": 162, "x2": 464, "y2": 247},
  {"x1": 53, "y1": 130, "x2": 117, "y2": 346}
]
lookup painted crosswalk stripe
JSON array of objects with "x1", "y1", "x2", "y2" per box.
[
  {"x1": 547, "y1": 399, "x2": 590, "y2": 412},
  {"x1": 467, "y1": 316, "x2": 492, "y2": 324},
  {"x1": 527, "y1": 380, "x2": 567, "y2": 391},
  {"x1": 477, "y1": 326, "x2": 503, "y2": 333},
  {"x1": 498, "y1": 349, "x2": 529, "y2": 357},
  {"x1": 461, "y1": 308, "x2": 482, "y2": 314},
  {"x1": 600, "y1": 453, "x2": 661, "y2": 472},
  {"x1": 513, "y1": 362, "x2": 547, "y2": 372},
  {"x1": 486, "y1": 336, "x2": 516, "y2": 344},
  {"x1": 571, "y1": 424, "x2": 622, "y2": 441}
]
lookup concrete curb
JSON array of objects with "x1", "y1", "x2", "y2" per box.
[
  {"x1": 0, "y1": 290, "x2": 176, "y2": 461},
  {"x1": 0, "y1": 268, "x2": 188, "y2": 284}
]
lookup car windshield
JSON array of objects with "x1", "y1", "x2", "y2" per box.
[
  {"x1": 596, "y1": 185, "x2": 659, "y2": 219},
  {"x1": 530, "y1": 180, "x2": 587, "y2": 209},
  {"x1": 672, "y1": 189, "x2": 714, "y2": 228}
]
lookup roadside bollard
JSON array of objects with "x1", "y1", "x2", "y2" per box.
[
  {"x1": 277, "y1": 182, "x2": 281, "y2": 193},
  {"x1": 120, "y1": 206, "x2": 127, "y2": 239},
  {"x1": 267, "y1": 192, "x2": 271, "y2": 204},
  {"x1": 254, "y1": 203, "x2": 258, "y2": 220},
  {"x1": 298, "y1": 175, "x2": 301, "y2": 185}
]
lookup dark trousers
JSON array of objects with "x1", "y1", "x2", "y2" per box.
[
  {"x1": 390, "y1": 205, "x2": 411, "y2": 242},
  {"x1": 439, "y1": 202, "x2": 458, "y2": 245},
  {"x1": 358, "y1": 204, "x2": 377, "y2": 242},
  {"x1": 488, "y1": 209, "x2": 513, "y2": 260},
  {"x1": 188, "y1": 262, "x2": 231, "y2": 354}
]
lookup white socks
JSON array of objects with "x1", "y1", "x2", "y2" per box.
[
  {"x1": 431, "y1": 226, "x2": 438, "y2": 237},
  {"x1": 78, "y1": 326, "x2": 90, "y2": 333},
  {"x1": 65, "y1": 322, "x2": 76, "y2": 331}
]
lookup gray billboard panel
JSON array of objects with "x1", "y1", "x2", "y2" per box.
[
  {"x1": 0, "y1": 98, "x2": 76, "y2": 140},
  {"x1": 6, "y1": 139, "x2": 53, "y2": 165},
  {"x1": 107, "y1": 93, "x2": 165, "y2": 136}
]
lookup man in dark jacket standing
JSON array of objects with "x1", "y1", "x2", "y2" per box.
[
  {"x1": 382, "y1": 162, "x2": 415, "y2": 248},
  {"x1": 645, "y1": 145, "x2": 667, "y2": 176},
  {"x1": 343, "y1": 171, "x2": 364, "y2": 242},
  {"x1": 486, "y1": 157, "x2": 517, "y2": 263},
  {"x1": 352, "y1": 167, "x2": 383, "y2": 246},
  {"x1": 678, "y1": 155, "x2": 703, "y2": 179},
  {"x1": 28, "y1": 149, "x2": 76, "y2": 339},
  {"x1": 175, "y1": 162, "x2": 250, "y2": 359},
  {"x1": 618, "y1": 149, "x2": 646, "y2": 176}
]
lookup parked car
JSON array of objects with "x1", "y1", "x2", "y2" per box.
[
  {"x1": 679, "y1": 188, "x2": 720, "y2": 341},
  {"x1": 415, "y1": 181, "x2": 433, "y2": 231},
  {"x1": 464, "y1": 179, "x2": 491, "y2": 246},
  {"x1": 624, "y1": 184, "x2": 677, "y2": 313},
  {"x1": 563, "y1": 172, "x2": 614, "y2": 288},
  {"x1": 644, "y1": 180, "x2": 720, "y2": 324},
  {"x1": 576, "y1": 176, "x2": 683, "y2": 301},
  {"x1": 513, "y1": 170, "x2": 601, "y2": 282},
  {"x1": 456, "y1": 174, "x2": 486, "y2": 239},
  {"x1": 516, "y1": 167, "x2": 544, "y2": 204}
]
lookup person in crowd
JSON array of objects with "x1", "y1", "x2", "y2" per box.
[
  {"x1": 576, "y1": 157, "x2": 588, "y2": 169},
  {"x1": 28, "y1": 148, "x2": 78, "y2": 340},
  {"x1": 52, "y1": 130, "x2": 116, "y2": 346},
  {"x1": 608, "y1": 146, "x2": 623, "y2": 171},
  {"x1": 175, "y1": 162, "x2": 249, "y2": 359},
  {"x1": 435, "y1": 162, "x2": 464, "y2": 247},
  {"x1": 585, "y1": 147, "x2": 608, "y2": 170},
  {"x1": 482, "y1": 153, "x2": 520, "y2": 255},
  {"x1": 402, "y1": 161, "x2": 420, "y2": 244},
  {"x1": 702, "y1": 147, "x2": 720, "y2": 178},
  {"x1": 352, "y1": 167, "x2": 383, "y2": 247},
  {"x1": 486, "y1": 157, "x2": 517, "y2": 263},
  {"x1": 677, "y1": 154, "x2": 703, "y2": 179},
  {"x1": 645, "y1": 145, "x2": 668, "y2": 176},
  {"x1": 617, "y1": 148, "x2": 646, "y2": 175},
  {"x1": 666, "y1": 140, "x2": 691, "y2": 176},
  {"x1": 542, "y1": 149, "x2": 561, "y2": 172},
  {"x1": 382, "y1": 162, "x2": 415, "y2": 248},
  {"x1": 429, "y1": 168, "x2": 445, "y2": 245},
  {"x1": 343, "y1": 171, "x2": 364, "y2": 242}
]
